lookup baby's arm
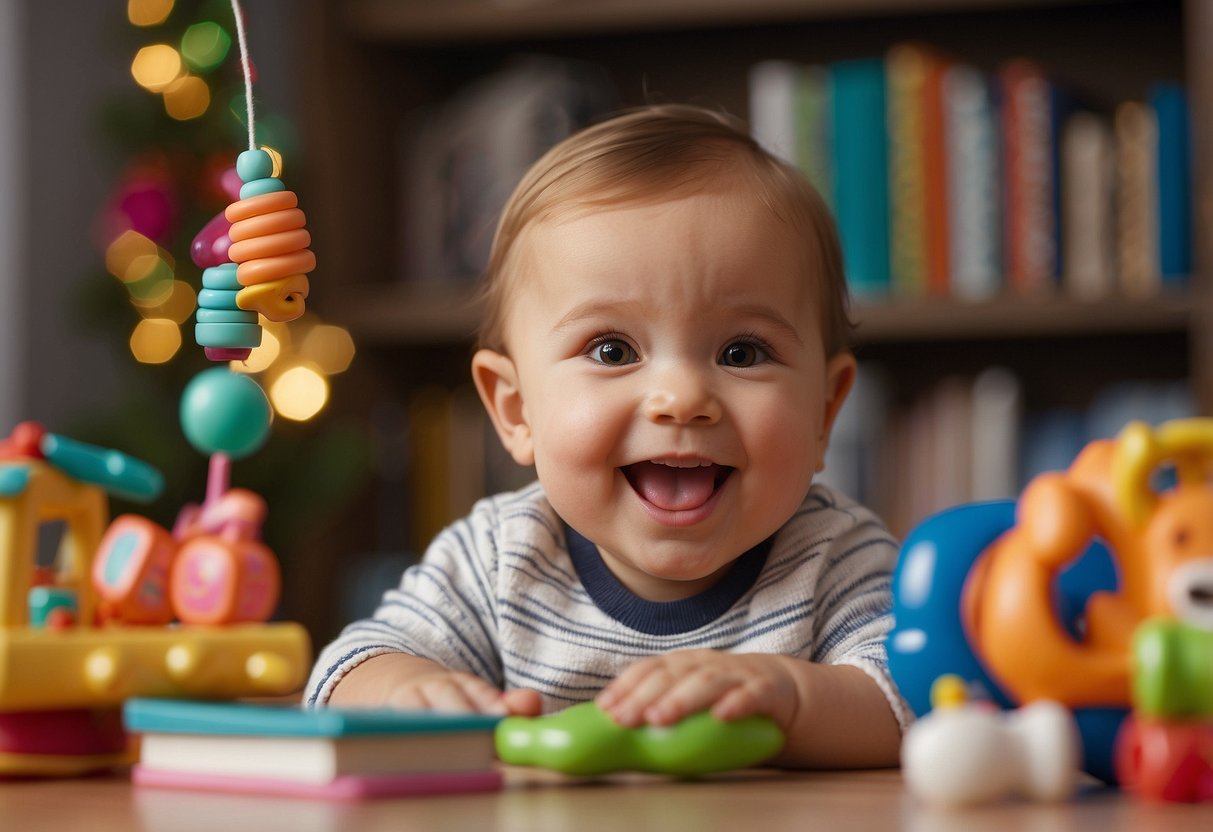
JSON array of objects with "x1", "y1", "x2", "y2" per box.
[
  {"x1": 329, "y1": 653, "x2": 542, "y2": 716},
  {"x1": 596, "y1": 650, "x2": 900, "y2": 768}
]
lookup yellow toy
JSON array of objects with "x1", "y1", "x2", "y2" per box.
[{"x1": 0, "y1": 422, "x2": 310, "y2": 776}]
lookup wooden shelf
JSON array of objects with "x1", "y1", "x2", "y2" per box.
[
  {"x1": 853, "y1": 291, "x2": 1197, "y2": 343},
  {"x1": 341, "y1": 0, "x2": 1098, "y2": 42},
  {"x1": 326, "y1": 282, "x2": 1198, "y2": 346}
]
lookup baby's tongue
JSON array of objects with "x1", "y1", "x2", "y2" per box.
[{"x1": 627, "y1": 462, "x2": 718, "y2": 511}]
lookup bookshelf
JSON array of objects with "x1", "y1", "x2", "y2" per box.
[{"x1": 290, "y1": 0, "x2": 1212, "y2": 641}]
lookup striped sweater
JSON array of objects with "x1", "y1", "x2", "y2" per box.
[{"x1": 306, "y1": 481, "x2": 911, "y2": 729}]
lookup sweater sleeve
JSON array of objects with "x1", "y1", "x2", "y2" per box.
[
  {"x1": 807, "y1": 488, "x2": 914, "y2": 730},
  {"x1": 303, "y1": 507, "x2": 503, "y2": 707}
]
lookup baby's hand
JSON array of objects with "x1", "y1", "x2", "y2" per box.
[
  {"x1": 596, "y1": 649, "x2": 797, "y2": 729},
  {"x1": 385, "y1": 670, "x2": 543, "y2": 717}
]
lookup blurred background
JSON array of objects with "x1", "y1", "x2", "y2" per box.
[{"x1": 1, "y1": 0, "x2": 1208, "y2": 649}]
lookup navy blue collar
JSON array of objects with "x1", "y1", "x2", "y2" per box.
[{"x1": 563, "y1": 524, "x2": 772, "y2": 635}]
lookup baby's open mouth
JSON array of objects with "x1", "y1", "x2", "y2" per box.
[{"x1": 621, "y1": 460, "x2": 733, "y2": 512}]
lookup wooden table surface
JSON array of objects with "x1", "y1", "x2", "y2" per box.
[{"x1": 1, "y1": 767, "x2": 1208, "y2": 832}]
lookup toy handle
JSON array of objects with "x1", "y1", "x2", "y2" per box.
[
  {"x1": 41, "y1": 432, "x2": 164, "y2": 503},
  {"x1": 1114, "y1": 420, "x2": 1213, "y2": 526}
]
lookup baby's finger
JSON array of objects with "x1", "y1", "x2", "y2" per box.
[
  {"x1": 644, "y1": 668, "x2": 740, "y2": 726},
  {"x1": 452, "y1": 674, "x2": 510, "y2": 714},
  {"x1": 602, "y1": 662, "x2": 677, "y2": 727},
  {"x1": 709, "y1": 680, "x2": 770, "y2": 722}
]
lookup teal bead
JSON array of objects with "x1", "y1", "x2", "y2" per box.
[
  {"x1": 40, "y1": 433, "x2": 165, "y2": 503},
  {"x1": 198, "y1": 288, "x2": 240, "y2": 310},
  {"x1": 179, "y1": 368, "x2": 272, "y2": 458},
  {"x1": 239, "y1": 177, "x2": 286, "y2": 200},
  {"x1": 202, "y1": 264, "x2": 241, "y2": 290},
  {"x1": 236, "y1": 149, "x2": 274, "y2": 182},
  {"x1": 194, "y1": 322, "x2": 262, "y2": 349},
  {"x1": 196, "y1": 308, "x2": 258, "y2": 324}
]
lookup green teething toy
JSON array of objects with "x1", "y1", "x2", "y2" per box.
[
  {"x1": 495, "y1": 701, "x2": 785, "y2": 776},
  {"x1": 1132, "y1": 618, "x2": 1213, "y2": 719}
]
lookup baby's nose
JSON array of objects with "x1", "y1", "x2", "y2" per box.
[{"x1": 642, "y1": 369, "x2": 722, "y2": 425}]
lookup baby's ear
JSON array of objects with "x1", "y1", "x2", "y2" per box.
[
  {"x1": 816, "y1": 352, "x2": 857, "y2": 470},
  {"x1": 471, "y1": 348, "x2": 535, "y2": 466}
]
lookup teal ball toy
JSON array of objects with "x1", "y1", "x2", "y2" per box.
[{"x1": 180, "y1": 368, "x2": 272, "y2": 458}]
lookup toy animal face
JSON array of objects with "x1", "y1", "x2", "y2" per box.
[{"x1": 1143, "y1": 486, "x2": 1213, "y2": 626}]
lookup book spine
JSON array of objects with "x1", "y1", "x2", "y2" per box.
[
  {"x1": 1115, "y1": 100, "x2": 1161, "y2": 297},
  {"x1": 1149, "y1": 83, "x2": 1191, "y2": 283},
  {"x1": 1060, "y1": 111, "x2": 1115, "y2": 299},
  {"x1": 943, "y1": 64, "x2": 1001, "y2": 300},
  {"x1": 748, "y1": 60, "x2": 800, "y2": 165},
  {"x1": 830, "y1": 57, "x2": 891, "y2": 297},
  {"x1": 794, "y1": 65, "x2": 834, "y2": 212},
  {"x1": 886, "y1": 44, "x2": 929, "y2": 296},
  {"x1": 1000, "y1": 59, "x2": 1059, "y2": 294},
  {"x1": 921, "y1": 51, "x2": 951, "y2": 296}
]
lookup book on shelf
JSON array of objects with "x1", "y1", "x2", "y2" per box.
[
  {"x1": 830, "y1": 57, "x2": 892, "y2": 298},
  {"x1": 748, "y1": 61, "x2": 834, "y2": 210},
  {"x1": 1061, "y1": 111, "x2": 1116, "y2": 299},
  {"x1": 746, "y1": 47, "x2": 1193, "y2": 306},
  {"x1": 1115, "y1": 99, "x2": 1161, "y2": 297},
  {"x1": 1000, "y1": 58, "x2": 1066, "y2": 295},
  {"x1": 885, "y1": 42, "x2": 951, "y2": 297},
  {"x1": 124, "y1": 698, "x2": 504, "y2": 801},
  {"x1": 748, "y1": 60, "x2": 800, "y2": 165},
  {"x1": 1150, "y1": 83, "x2": 1192, "y2": 283},
  {"x1": 943, "y1": 63, "x2": 1002, "y2": 300}
]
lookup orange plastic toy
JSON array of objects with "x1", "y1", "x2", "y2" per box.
[{"x1": 962, "y1": 419, "x2": 1213, "y2": 708}]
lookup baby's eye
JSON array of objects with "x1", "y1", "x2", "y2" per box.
[
  {"x1": 719, "y1": 340, "x2": 767, "y2": 367},
  {"x1": 588, "y1": 339, "x2": 637, "y2": 366}
]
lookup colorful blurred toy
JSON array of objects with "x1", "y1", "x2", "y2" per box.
[
  {"x1": 0, "y1": 420, "x2": 310, "y2": 776},
  {"x1": 888, "y1": 418, "x2": 1213, "y2": 784},
  {"x1": 901, "y1": 675, "x2": 1081, "y2": 807},
  {"x1": 495, "y1": 701, "x2": 784, "y2": 777},
  {"x1": 1115, "y1": 618, "x2": 1213, "y2": 801},
  {"x1": 191, "y1": 3, "x2": 315, "y2": 363}
]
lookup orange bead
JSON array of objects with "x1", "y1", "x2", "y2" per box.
[
  {"x1": 236, "y1": 250, "x2": 316, "y2": 287},
  {"x1": 225, "y1": 189, "x2": 298, "y2": 223},
  {"x1": 228, "y1": 228, "x2": 312, "y2": 264},
  {"x1": 229, "y1": 207, "x2": 306, "y2": 242}
]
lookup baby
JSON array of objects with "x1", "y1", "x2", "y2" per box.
[{"x1": 306, "y1": 104, "x2": 909, "y2": 768}]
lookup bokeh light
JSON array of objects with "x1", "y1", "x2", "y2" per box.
[
  {"x1": 180, "y1": 21, "x2": 231, "y2": 73},
  {"x1": 269, "y1": 365, "x2": 329, "y2": 421},
  {"x1": 105, "y1": 230, "x2": 159, "y2": 280},
  {"x1": 129, "y1": 318, "x2": 182, "y2": 364},
  {"x1": 139, "y1": 279, "x2": 197, "y2": 323},
  {"x1": 230, "y1": 322, "x2": 283, "y2": 374},
  {"x1": 128, "y1": 0, "x2": 174, "y2": 27},
  {"x1": 300, "y1": 324, "x2": 355, "y2": 375},
  {"x1": 163, "y1": 74, "x2": 211, "y2": 120},
  {"x1": 131, "y1": 44, "x2": 184, "y2": 93},
  {"x1": 125, "y1": 254, "x2": 175, "y2": 303}
]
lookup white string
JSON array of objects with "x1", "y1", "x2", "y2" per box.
[{"x1": 230, "y1": 0, "x2": 255, "y2": 151}]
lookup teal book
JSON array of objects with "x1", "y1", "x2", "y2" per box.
[
  {"x1": 124, "y1": 698, "x2": 504, "y2": 800},
  {"x1": 1149, "y1": 83, "x2": 1191, "y2": 283},
  {"x1": 124, "y1": 697, "x2": 502, "y2": 736},
  {"x1": 828, "y1": 57, "x2": 891, "y2": 297}
]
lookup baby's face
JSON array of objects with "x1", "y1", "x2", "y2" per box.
[{"x1": 495, "y1": 184, "x2": 853, "y2": 601}]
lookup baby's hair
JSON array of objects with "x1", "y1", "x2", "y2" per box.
[{"x1": 477, "y1": 103, "x2": 854, "y2": 356}]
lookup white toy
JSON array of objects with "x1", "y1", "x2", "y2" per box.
[{"x1": 901, "y1": 676, "x2": 1081, "y2": 807}]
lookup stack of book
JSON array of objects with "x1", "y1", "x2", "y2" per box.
[
  {"x1": 124, "y1": 698, "x2": 503, "y2": 800},
  {"x1": 748, "y1": 46, "x2": 1191, "y2": 301}
]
